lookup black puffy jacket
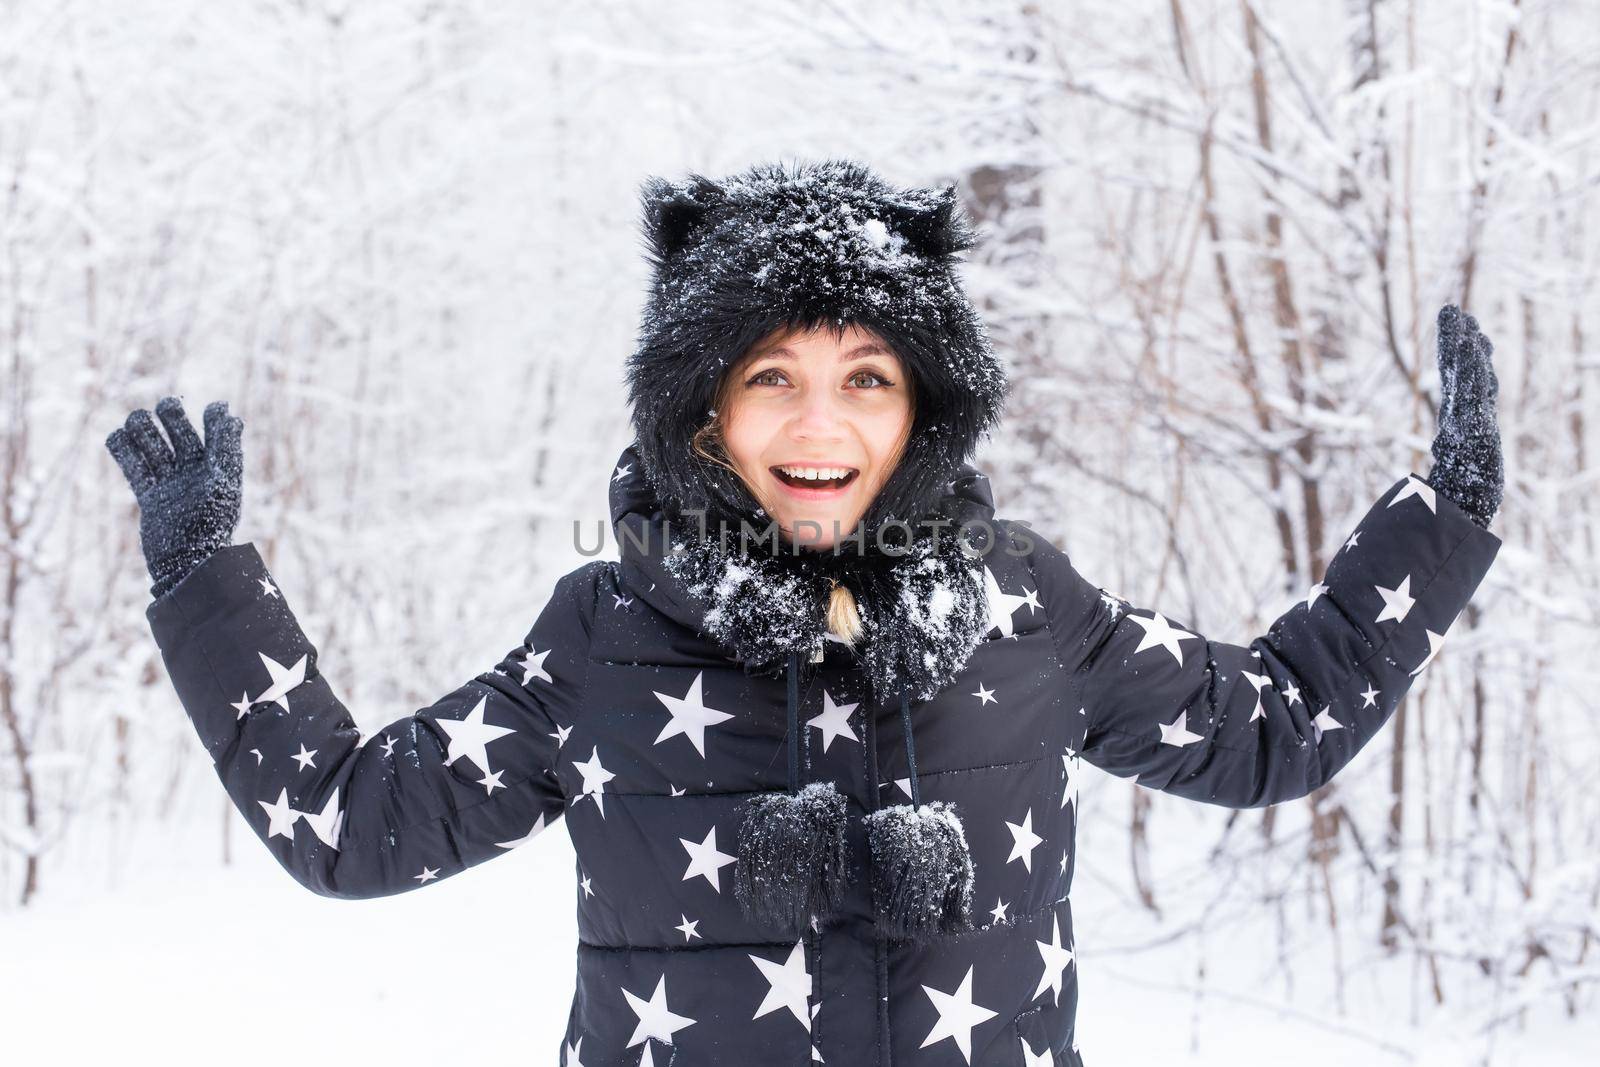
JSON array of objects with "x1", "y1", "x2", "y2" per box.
[{"x1": 145, "y1": 445, "x2": 1500, "y2": 1065}]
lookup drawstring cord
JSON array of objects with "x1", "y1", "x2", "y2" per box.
[
  {"x1": 785, "y1": 649, "x2": 810, "y2": 792},
  {"x1": 899, "y1": 680, "x2": 922, "y2": 810},
  {"x1": 786, "y1": 650, "x2": 800, "y2": 792}
]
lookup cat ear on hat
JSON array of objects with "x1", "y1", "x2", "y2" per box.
[
  {"x1": 880, "y1": 183, "x2": 979, "y2": 260},
  {"x1": 640, "y1": 174, "x2": 725, "y2": 264}
]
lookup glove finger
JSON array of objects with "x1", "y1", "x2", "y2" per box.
[
  {"x1": 1435, "y1": 308, "x2": 1460, "y2": 389},
  {"x1": 154, "y1": 395, "x2": 206, "y2": 465},
  {"x1": 1473, "y1": 326, "x2": 1499, "y2": 403},
  {"x1": 1436, "y1": 305, "x2": 1461, "y2": 356},
  {"x1": 202, "y1": 399, "x2": 230, "y2": 447},
  {"x1": 105, "y1": 427, "x2": 155, "y2": 495},
  {"x1": 1435, "y1": 345, "x2": 1459, "y2": 426},
  {"x1": 124, "y1": 408, "x2": 176, "y2": 478},
  {"x1": 204, "y1": 402, "x2": 244, "y2": 483},
  {"x1": 1452, "y1": 323, "x2": 1494, "y2": 414}
]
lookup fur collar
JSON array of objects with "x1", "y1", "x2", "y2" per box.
[{"x1": 609, "y1": 444, "x2": 997, "y2": 706}]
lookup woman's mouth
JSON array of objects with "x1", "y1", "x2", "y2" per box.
[{"x1": 770, "y1": 463, "x2": 860, "y2": 499}]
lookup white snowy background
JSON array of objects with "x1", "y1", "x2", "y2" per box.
[{"x1": 3, "y1": 1, "x2": 1597, "y2": 1064}]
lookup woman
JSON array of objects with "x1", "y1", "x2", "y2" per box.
[{"x1": 107, "y1": 159, "x2": 1503, "y2": 1066}]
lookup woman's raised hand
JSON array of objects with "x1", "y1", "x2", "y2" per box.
[
  {"x1": 1424, "y1": 305, "x2": 1504, "y2": 529},
  {"x1": 105, "y1": 396, "x2": 245, "y2": 598}
]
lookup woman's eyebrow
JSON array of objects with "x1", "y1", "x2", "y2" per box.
[{"x1": 757, "y1": 342, "x2": 892, "y2": 361}]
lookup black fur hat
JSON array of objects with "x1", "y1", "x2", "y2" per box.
[{"x1": 623, "y1": 157, "x2": 1008, "y2": 542}]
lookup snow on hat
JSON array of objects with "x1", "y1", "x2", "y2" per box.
[{"x1": 623, "y1": 156, "x2": 1008, "y2": 543}]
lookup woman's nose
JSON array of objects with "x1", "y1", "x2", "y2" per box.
[{"x1": 789, "y1": 389, "x2": 847, "y2": 440}]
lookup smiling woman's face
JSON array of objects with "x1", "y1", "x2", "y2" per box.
[{"x1": 716, "y1": 323, "x2": 914, "y2": 550}]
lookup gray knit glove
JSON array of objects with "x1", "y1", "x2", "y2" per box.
[
  {"x1": 105, "y1": 396, "x2": 244, "y2": 599},
  {"x1": 1423, "y1": 305, "x2": 1503, "y2": 529}
]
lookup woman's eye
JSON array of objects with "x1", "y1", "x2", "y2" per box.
[
  {"x1": 747, "y1": 368, "x2": 893, "y2": 389},
  {"x1": 849, "y1": 370, "x2": 892, "y2": 389}
]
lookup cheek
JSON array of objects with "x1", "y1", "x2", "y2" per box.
[
  {"x1": 860, "y1": 404, "x2": 913, "y2": 466},
  {"x1": 719, "y1": 406, "x2": 766, "y2": 472}
]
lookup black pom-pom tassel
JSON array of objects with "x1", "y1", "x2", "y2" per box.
[
  {"x1": 733, "y1": 780, "x2": 852, "y2": 931},
  {"x1": 863, "y1": 800, "x2": 975, "y2": 942}
]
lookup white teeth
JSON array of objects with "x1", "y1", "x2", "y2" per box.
[{"x1": 777, "y1": 465, "x2": 854, "y2": 482}]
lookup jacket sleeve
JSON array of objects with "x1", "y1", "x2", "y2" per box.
[
  {"x1": 1027, "y1": 473, "x2": 1502, "y2": 808},
  {"x1": 144, "y1": 541, "x2": 602, "y2": 898}
]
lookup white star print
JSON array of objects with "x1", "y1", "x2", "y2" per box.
[
  {"x1": 564, "y1": 1036, "x2": 586, "y2": 1067},
  {"x1": 1345, "y1": 530, "x2": 1362, "y2": 550},
  {"x1": 676, "y1": 915, "x2": 701, "y2": 941},
  {"x1": 1312, "y1": 705, "x2": 1344, "y2": 743},
  {"x1": 257, "y1": 576, "x2": 279, "y2": 598},
  {"x1": 621, "y1": 974, "x2": 696, "y2": 1048},
  {"x1": 291, "y1": 743, "x2": 317, "y2": 770},
  {"x1": 1388, "y1": 473, "x2": 1438, "y2": 514},
  {"x1": 518, "y1": 646, "x2": 551, "y2": 686},
  {"x1": 581, "y1": 873, "x2": 593, "y2": 898},
  {"x1": 258, "y1": 787, "x2": 299, "y2": 841},
  {"x1": 1125, "y1": 612, "x2": 1201, "y2": 666},
  {"x1": 749, "y1": 941, "x2": 812, "y2": 1029},
  {"x1": 613, "y1": 463, "x2": 632, "y2": 481},
  {"x1": 1304, "y1": 582, "x2": 1328, "y2": 610},
  {"x1": 1410, "y1": 629, "x2": 1448, "y2": 675},
  {"x1": 808, "y1": 689, "x2": 860, "y2": 752},
  {"x1": 680, "y1": 825, "x2": 738, "y2": 893},
  {"x1": 573, "y1": 746, "x2": 616, "y2": 818},
  {"x1": 1280, "y1": 681, "x2": 1302, "y2": 706},
  {"x1": 1032, "y1": 914, "x2": 1075, "y2": 1005},
  {"x1": 1157, "y1": 710, "x2": 1204, "y2": 746},
  {"x1": 972, "y1": 682, "x2": 997, "y2": 706},
  {"x1": 1240, "y1": 667, "x2": 1272, "y2": 722},
  {"x1": 494, "y1": 812, "x2": 549, "y2": 849},
  {"x1": 1374, "y1": 573, "x2": 1417, "y2": 624},
  {"x1": 1022, "y1": 1038, "x2": 1053, "y2": 1066},
  {"x1": 920, "y1": 964, "x2": 999, "y2": 1064},
  {"x1": 249, "y1": 748, "x2": 263, "y2": 765},
  {"x1": 613, "y1": 594, "x2": 634, "y2": 610},
  {"x1": 653, "y1": 672, "x2": 735, "y2": 759},
  {"x1": 253, "y1": 650, "x2": 308, "y2": 713},
  {"x1": 1060, "y1": 753, "x2": 1080, "y2": 811},
  {"x1": 414, "y1": 866, "x2": 439, "y2": 884},
  {"x1": 295, "y1": 789, "x2": 344, "y2": 850},
  {"x1": 1360, "y1": 682, "x2": 1381, "y2": 707},
  {"x1": 990, "y1": 898, "x2": 1010, "y2": 924},
  {"x1": 379, "y1": 734, "x2": 397, "y2": 758},
  {"x1": 1006, "y1": 808, "x2": 1045, "y2": 872},
  {"x1": 437, "y1": 694, "x2": 518, "y2": 794},
  {"x1": 984, "y1": 566, "x2": 1031, "y2": 638},
  {"x1": 550, "y1": 722, "x2": 572, "y2": 748},
  {"x1": 230, "y1": 691, "x2": 253, "y2": 720}
]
